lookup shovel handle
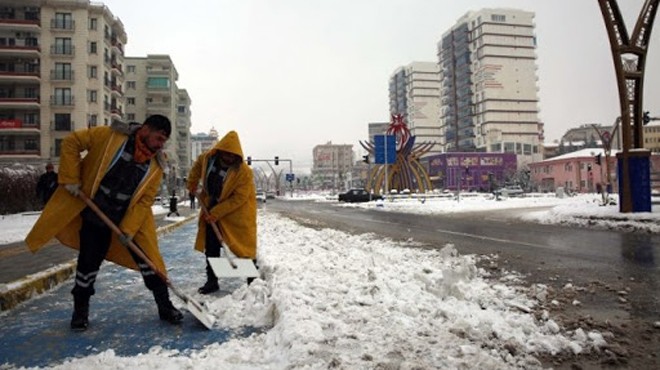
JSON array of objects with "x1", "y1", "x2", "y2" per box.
[
  {"x1": 194, "y1": 192, "x2": 239, "y2": 269},
  {"x1": 77, "y1": 191, "x2": 171, "y2": 285}
]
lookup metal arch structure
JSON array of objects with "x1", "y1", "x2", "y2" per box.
[
  {"x1": 598, "y1": 0, "x2": 659, "y2": 212},
  {"x1": 359, "y1": 114, "x2": 435, "y2": 195}
]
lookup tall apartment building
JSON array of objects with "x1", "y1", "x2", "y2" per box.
[
  {"x1": 124, "y1": 54, "x2": 191, "y2": 181},
  {"x1": 311, "y1": 141, "x2": 353, "y2": 190},
  {"x1": 0, "y1": 0, "x2": 126, "y2": 165},
  {"x1": 191, "y1": 127, "x2": 218, "y2": 162},
  {"x1": 368, "y1": 121, "x2": 389, "y2": 143},
  {"x1": 388, "y1": 62, "x2": 441, "y2": 158},
  {"x1": 438, "y1": 8, "x2": 543, "y2": 165}
]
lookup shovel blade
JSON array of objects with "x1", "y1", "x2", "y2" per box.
[
  {"x1": 208, "y1": 257, "x2": 259, "y2": 278},
  {"x1": 186, "y1": 298, "x2": 215, "y2": 329}
]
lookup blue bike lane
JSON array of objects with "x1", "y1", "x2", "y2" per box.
[{"x1": 0, "y1": 222, "x2": 253, "y2": 368}]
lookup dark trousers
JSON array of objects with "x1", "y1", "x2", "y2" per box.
[{"x1": 72, "y1": 212, "x2": 166, "y2": 297}]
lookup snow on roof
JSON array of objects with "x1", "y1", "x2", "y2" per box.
[{"x1": 541, "y1": 148, "x2": 619, "y2": 162}]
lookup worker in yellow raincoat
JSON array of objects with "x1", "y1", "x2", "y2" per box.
[
  {"x1": 25, "y1": 115, "x2": 183, "y2": 331},
  {"x1": 187, "y1": 131, "x2": 257, "y2": 294}
]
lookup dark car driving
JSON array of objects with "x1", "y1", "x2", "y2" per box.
[{"x1": 338, "y1": 188, "x2": 383, "y2": 203}]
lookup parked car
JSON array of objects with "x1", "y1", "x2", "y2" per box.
[
  {"x1": 338, "y1": 188, "x2": 383, "y2": 203},
  {"x1": 266, "y1": 191, "x2": 276, "y2": 199},
  {"x1": 256, "y1": 191, "x2": 267, "y2": 203},
  {"x1": 494, "y1": 185, "x2": 524, "y2": 197}
]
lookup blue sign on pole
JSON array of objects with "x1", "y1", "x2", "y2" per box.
[
  {"x1": 286, "y1": 173, "x2": 295, "y2": 182},
  {"x1": 374, "y1": 135, "x2": 396, "y2": 164}
]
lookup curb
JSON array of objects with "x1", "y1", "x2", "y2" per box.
[{"x1": 0, "y1": 213, "x2": 198, "y2": 312}]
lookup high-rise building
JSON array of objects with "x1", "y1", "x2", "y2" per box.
[
  {"x1": 388, "y1": 62, "x2": 441, "y2": 158},
  {"x1": 0, "y1": 0, "x2": 126, "y2": 165},
  {"x1": 438, "y1": 8, "x2": 543, "y2": 165},
  {"x1": 124, "y1": 54, "x2": 191, "y2": 181},
  {"x1": 191, "y1": 127, "x2": 218, "y2": 162}
]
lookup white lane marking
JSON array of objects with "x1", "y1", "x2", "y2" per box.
[{"x1": 435, "y1": 228, "x2": 549, "y2": 249}]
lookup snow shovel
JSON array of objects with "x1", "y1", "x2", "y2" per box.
[
  {"x1": 77, "y1": 191, "x2": 215, "y2": 329},
  {"x1": 196, "y1": 194, "x2": 259, "y2": 279}
]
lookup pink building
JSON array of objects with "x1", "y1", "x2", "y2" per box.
[{"x1": 529, "y1": 148, "x2": 660, "y2": 193}]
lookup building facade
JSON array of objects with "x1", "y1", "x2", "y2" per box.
[
  {"x1": 389, "y1": 62, "x2": 441, "y2": 158},
  {"x1": 311, "y1": 141, "x2": 353, "y2": 191},
  {"x1": 438, "y1": 8, "x2": 543, "y2": 165},
  {"x1": 424, "y1": 152, "x2": 517, "y2": 191},
  {"x1": 124, "y1": 54, "x2": 190, "y2": 182},
  {"x1": 0, "y1": 0, "x2": 126, "y2": 166},
  {"x1": 191, "y1": 127, "x2": 218, "y2": 162}
]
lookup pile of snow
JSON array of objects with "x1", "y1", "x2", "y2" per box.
[{"x1": 43, "y1": 212, "x2": 605, "y2": 369}]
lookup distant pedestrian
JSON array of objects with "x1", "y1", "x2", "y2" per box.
[
  {"x1": 36, "y1": 162, "x2": 58, "y2": 207},
  {"x1": 189, "y1": 191, "x2": 196, "y2": 210},
  {"x1": 167, "y1": 191, "x2": 180, "y2": 217}
]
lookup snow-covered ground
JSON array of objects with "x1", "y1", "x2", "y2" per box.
[{"x1": 1, "y1": 193, "x2": 658, "y2": 369}]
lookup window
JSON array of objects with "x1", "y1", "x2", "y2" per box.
[
  {"x1": 127, "y1": 113, "x2": 135, "y2": 121},
  {"x1": 147, "y1": 77, "x2": 170, "y2": 88},
  {"x1": 88, "y1": 114, "x2": 98, "y2": 127},
  {"x1": 491, "y1": 14, "x2": 506, "y2": 22},
  {"x1": 24, "y1": 138, "x2": 38, "y2": 151},
  {"x1": 54, "y1": 88, "x2": 72, "y2": 105},
  {"x1": 54, "y1": 139, "x2": 63, "y2": 157},
  {"x1": 89, "y1": 41, "x2": 97, "y2": 54},
  {"x1": 54, "y1": 13, "x2": 73, "y2": 30},
  {"x1": 504, "y1": 142, "x2": 515, "y2": 153},
  {"x1": 89, "y1": 18, "x2": 97, "y2": 30},
  {"x1": 89, "y1": 65, "x2": 97, "y2": 78},
  {"x1": 127, "y1": 97, "x2": 135, "y2": 105},
  {"x1": 54, "y1": 63, "x2": 72, "y2": 80},
  {"x1": 127, "y1": 65, "x2": 136, "y2": 73},
  {"x1": 88, "y1": 90, "x2": 97, "y2": 102},
  {"x1": 54, "y1": 38, "x2": 73, "y2": 55},
  {"x1": 127, "y1": 81, "x2": 136, "y2": 89},
  {"x1": 54, "y1": 113, "x2": 72, "y2": 131}
]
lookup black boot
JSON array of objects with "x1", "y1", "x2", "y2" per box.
[
  {"x1": 197, "y1": 262, "x2": 219, "y2": 294},
  {"x1": 71, "y1": 295, "x2": 89, "y2": 331},
  {"x1": 154, "y1": 288, "x2": 183, "y2": 324}
]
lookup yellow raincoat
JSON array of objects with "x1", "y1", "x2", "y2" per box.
[
  {"x1": 25, "y1": 122, "x2": 169, "y2": 273},
  {"x1": 187, "y1": 131, "x2": 257, "y2": 258}
]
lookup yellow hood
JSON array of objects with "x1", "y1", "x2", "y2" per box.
[{"x1": 212, "y1": 131, "x2": 244, "y2": 160}]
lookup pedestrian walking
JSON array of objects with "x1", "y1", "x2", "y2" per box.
[
  {"x1": 167, "y1": 190, "x2": 180, "y2": 217},
  {"x1": 189, "y1": 191, "x2": 196, "y2": 210},
  {"x1": 187, "y1": 130, "x2": 257, "y2": 294},
  {"x1": 36, "y1": 162, "x2": 58, "y2": 206},
  {"x1": 25, "y1": 115, "x2": 183, "y2": 331}
]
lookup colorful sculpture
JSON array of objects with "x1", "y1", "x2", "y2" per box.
[{"x1": 360, "y1": 114, "x2": 435, "y2": 195}]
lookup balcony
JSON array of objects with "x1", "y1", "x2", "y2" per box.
[
  {"x1": 0, "y1": 17, "x2": 40, "y2": 31},
  {"x1": 0, "y1": 96, "x2": 40, "y2": 109},
  {"x1": 50, "y1": 70, "x2": 74, "y2": 82},
  {"x1": 50, "y1": 45, "x2": 75, "y2": 57},
  {"x1": 111, "y1": 84, "x2": 123, "y2": 96},
  {"x1": 111, "y1": 61, "x2": 123, "y2": 75},
  {"x1": 0, "y1": 40, "x2": 40, "y2": 58},
  {"x1": 0, "y1": 119, "x2": 39, "y2": 133},
  {"x1": 49, "y1": 95, "x2": 74, "y2": 107},
  {"x1": 0, "y1": 69, "x2": 40, "y2": 83},
  {"x1": 50, "y1": 19, "x2": 75, "y2": 32}
]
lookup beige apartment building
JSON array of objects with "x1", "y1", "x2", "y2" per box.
[
  {"x1": 438, "y1": 8, "x2": 543, "y2": 166},
  {"x1": 389, "y1": 62, "x2": 442, "y2": 159},
  {"x1": 311, "y1": 142, "x2": 353, "y2": 191},
  {"x1": 0, "y1": 0, "x2": 126, "y2": 166},
  {"x1": 123, "y1": 54, "x2": 191, "y2": 183}
]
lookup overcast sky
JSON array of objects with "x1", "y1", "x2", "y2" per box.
[{"x1": 102, "y1": 0, "x2": 659, "y2": 173}]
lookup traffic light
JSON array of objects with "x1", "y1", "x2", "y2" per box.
[
  {"x1": 246, "y1": 156, "x2": 252, "y2": 166},
  {"x1": 274, "y1": 156, "x2": 279, "y2": 165},
  {"x1": 362, "y1": 155, "x2": 369, "y2": 164},
  {"x1": 643, "y1": 111, "x2": 651, "y2": 125}
]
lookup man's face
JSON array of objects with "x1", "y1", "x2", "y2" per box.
[
  {"x1": 220, "y1": 151, "x2": 239, "y2": 166},
  {"x1": 141, "y1": 127, "x2": 169, "y2": 153}
]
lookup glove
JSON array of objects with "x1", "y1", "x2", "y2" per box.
[
  {"x1": 64, "y1": 183, "x2": 80, "y2": 197},
  {"x1": 118, "y1": 233, "x2": 132, "y2": 247},
  {"x1": 204, "y1": 213, "x2": 217, "y2": 224}
]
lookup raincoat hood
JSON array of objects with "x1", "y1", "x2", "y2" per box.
[{"x1": 212, "y1": 131, "x2": 244, "y2": 160}]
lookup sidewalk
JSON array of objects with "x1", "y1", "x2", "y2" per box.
[{"x1": 0, "y1": 204, "x2": 199, "y2": 311}]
